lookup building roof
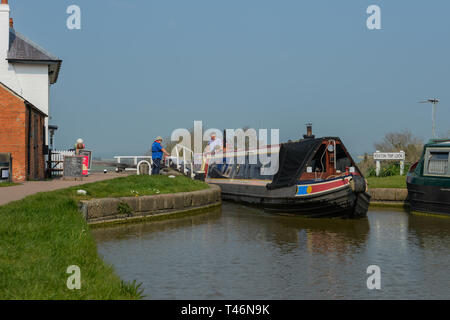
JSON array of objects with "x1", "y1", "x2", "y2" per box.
[{"x1": 7, "y1": 28, "x2": 62, "y2": 84}]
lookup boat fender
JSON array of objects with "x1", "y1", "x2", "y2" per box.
[{"x1": 350, "y1": 175, "x2": 366, "y2": 193}]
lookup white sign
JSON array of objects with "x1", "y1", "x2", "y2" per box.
[
  {"x1": 373, "y1": 151, "x2": 406, "y2": 176},
  {"x1": 1, "y1": 169, "x2": 8, "y2": 179},
  {"x1": 373, "y1": 152, "x2": 405, "y2": 160}
]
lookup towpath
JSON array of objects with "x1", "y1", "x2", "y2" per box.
[{"x1": 0, "y1": 173, "x2": 125, "y2": 206}]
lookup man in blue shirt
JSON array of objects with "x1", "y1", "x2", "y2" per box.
[{"x1": 151, "y1": 136, "x2": 169, "y2": 175}]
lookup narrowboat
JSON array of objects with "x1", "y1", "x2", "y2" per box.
[
  {"x1": 203, "y1": 129, "x2": 371, "y2": 218},
  {"x1": 407, "y1": 139, "x2": 450, "y2": 216}
]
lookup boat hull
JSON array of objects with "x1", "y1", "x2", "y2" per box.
[
  {"x1": 213, "y1": 181, "x2": 370, "y2": 218},
  {"x1": 407, "y1": 180, "x2": 450, "y2": 216}
]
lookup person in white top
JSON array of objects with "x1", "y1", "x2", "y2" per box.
[{"x1": 207, "y1": 132, "x2": 222, "y2": 155}]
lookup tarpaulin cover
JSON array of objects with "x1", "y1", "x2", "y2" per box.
[{"x1": 266, "y1": 138, "x2": 323, "y2": 190}]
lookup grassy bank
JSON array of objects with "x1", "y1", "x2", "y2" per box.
[
  {"x1": 0, "y1": 182, "x2": 19, "y2": 187},
  {"x1": 367, "y1": 175, "x2": 407, "y2": 189},
  {"x1": 0, "y1": 175, "x2": 209, "y2": 299},
  {"x1": 63, "y1": 174, "x2": 209, "y2": 200}
]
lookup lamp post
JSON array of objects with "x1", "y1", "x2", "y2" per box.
[
  {"x1": 419, "y1": 99, "x2": 439, "y2": 138},
  {"x1": 48, "y1": 125, "x2": 58, "y2": 150}
]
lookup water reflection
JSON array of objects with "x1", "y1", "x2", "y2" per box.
[
  {"x1": 93, "y1": 207, "x2": 222, "y2": 243},
  {"x1": 203, "y1": 203, "x2": 370, "y2": 255},
  {"x1": 92, "y1": 202, "x2": 450, "y2": 299}
]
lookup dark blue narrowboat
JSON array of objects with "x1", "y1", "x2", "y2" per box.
[
  {"x1": 204, "y1": 131, "x2": 370, "y2": 218},
  {"x1": 407, "y1": 139, "x2": 450, "y2": 216}
]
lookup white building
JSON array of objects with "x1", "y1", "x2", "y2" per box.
[{"x1": 0, "y1": 0, "x2": 62, "y2": 144}]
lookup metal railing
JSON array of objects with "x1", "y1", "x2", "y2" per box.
[
  {"x1": 171, "y1": 145, "x2": 196, "y2": 178},
  {"x1": 114, "y1": 156, "x2": 153, "y2": 172},
  {"x1": 114, "y1": 156, "x2": 153, "y2": 165}
]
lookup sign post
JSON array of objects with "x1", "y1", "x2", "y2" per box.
[
  {"x1": 373, "y1": 150, "x2": 406, "y2": 176},
  {"x1": 63, "y1": 156, "x2": 84, "y2": 179}
]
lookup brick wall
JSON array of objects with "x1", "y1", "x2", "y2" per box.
[
  {"x1": 0, "y1": 85, "x2": 27, "y2": 182},
  {"x1": 0, "y1": 84, "x2": 46, "y2": 182}
]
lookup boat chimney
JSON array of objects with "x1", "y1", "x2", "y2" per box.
[{"x1": 303, "y1": 123, "x2": 315, "y2": 139}]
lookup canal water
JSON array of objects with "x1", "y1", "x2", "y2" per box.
[{"x1": 92, "y1": 202, "x2": 450, "y2": 299}]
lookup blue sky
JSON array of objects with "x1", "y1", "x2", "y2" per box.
[{"x1": 10, "y1": 0, "x2": 450, "y2": 158}]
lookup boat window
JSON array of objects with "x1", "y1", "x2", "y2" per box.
[
  {"x1": 234, "y1": 164, "x2": 243, "y2": 179},
  {"x1": 234, "y1": 158, "x2": 250, "y2": 179},
  {"x1": 233, "y1": 164, "x2": 243, "y2": 179},
  {"x1": 210, "y1": 153, "x2": 276, "y2": 180},
  {"x1": 336, "y1": 144, "x2": 352, "y2": 172},
  {"x1": 248, "y1": 163, "x2": 273, "y2": 180},
  {"x1": 309, "y1": 144, "x2": 327, "y2": 172},
  {"x1": 248, "y1": 164, "x2": 259, "y2": 179},
  {"x1": 426, "y1": 152, "x2": 449, "y2": 176},
  {"x1": 221, "y1": 164, "x2": 233, "y2": 178},
  {"x1": 207, "y1": 164, "x2": 228, "y2": 179}
]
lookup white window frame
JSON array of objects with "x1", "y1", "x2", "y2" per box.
[{"x1": 423, "y1": 147, "x2": 450, "y2": 177}]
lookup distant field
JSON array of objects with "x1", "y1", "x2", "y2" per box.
[{"x1": 367, "y1": 175, "x2": 407, "y2": 189}]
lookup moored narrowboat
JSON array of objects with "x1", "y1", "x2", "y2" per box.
[
  {"x1": 204, "y1": 129, "x2": 370, "y2": 218},
  {"x1": 407, "y1": 139, "x2": 450, "y2": 216}
]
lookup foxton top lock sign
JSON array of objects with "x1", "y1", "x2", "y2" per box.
[
  {"x1": 373, "y1": 152, "x2": 405, "y2": 160},
  {"x1": 373, "y1": 151, "x2": 406, "y2": 176}
]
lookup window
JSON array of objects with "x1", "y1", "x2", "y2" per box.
[
  {"x1": 233, "y1": 163, "x2": 249, "y2": 179},
  {"x1": 308, "y1": 144, "x2": 327, "y2": 172},
  {"x1": 222, "y1": 164, "x2": 233, "y2": 178},
  {"x1": 207, "y1": 164, "x2": 224, "y2": 178},
  {"x1": 336, "y1": 144, "x2": 352, "y2": 172},
  {"x1": 427, "y1": 152, "x2": 449, "y2": 175},
  {"x1": 424, "y1": 148, "x2": 450, "y2": 177}
]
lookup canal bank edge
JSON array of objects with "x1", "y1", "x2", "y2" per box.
[
  {"x1": 79, "y1": 184, "x2": 222, "y2": 227},
  {"x1": 369, "y1": 188, "x2": 409, "y2": 207},
  {"x1": 79, "y1": 186, "x2": 410, "y2": 226}
]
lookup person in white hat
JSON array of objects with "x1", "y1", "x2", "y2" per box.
[
  {"x1": 207, "y1": 132, "x2": 222, "y2": 155},
  {"x1": 151, "y1": 136, "x2": 169, "y2": 175},
  {"x1": 75, "y1": 138, "x2": 85, "y2": 155}
]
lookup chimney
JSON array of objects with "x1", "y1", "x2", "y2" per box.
[
  {"x1": 0, "y1": 0, "x2": 10, "y2": 59},
  {"x1": 303, "y1": 123, "x2": 315, "y2": 139}
]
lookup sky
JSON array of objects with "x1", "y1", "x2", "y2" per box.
[{"x1": 9, "y1": 0, "x2": 450, "y2": 159}]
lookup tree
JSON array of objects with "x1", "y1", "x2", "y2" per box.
[{"x1": 374, "y1": 129, "x2": 423, "y2": 163}]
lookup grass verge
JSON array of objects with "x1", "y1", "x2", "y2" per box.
[
  {"x1": 0, "y1": 175, "x2": 209, "y2": 299},
  {"x1": 0, "y1": 182, "x2": 19, "y2": 187},
  {"x1": 65, "y1": 174, "x2": 209, "y2": 200},
  {"x1": 367, "y1": 175, "x2": 407, "y2": 189}
]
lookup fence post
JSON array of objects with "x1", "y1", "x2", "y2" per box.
[
  {"x1": 175, "y1": 146, "x2": 180, "y2": 171},
  {"x1": 375, "y1": 150, "x2": 380, "y2": 177},
  {"x1": 400, "y1": 150, "x2": 405, "y2": 175}
]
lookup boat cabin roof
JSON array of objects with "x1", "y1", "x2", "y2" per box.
[
  {"x1": 425, "y1": 139, "x2": 450, "y2": 148},
  {"x1": 206, "y1": 136, "x2": 361, "y2": 189},
  {"x1": 267, "y1": 137, "x2": 359, "y2": 189}
]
